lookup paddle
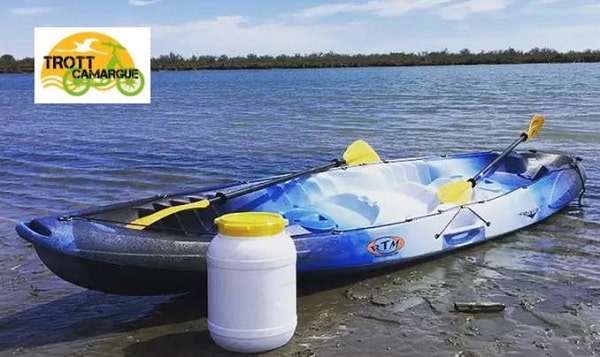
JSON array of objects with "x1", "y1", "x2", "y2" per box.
[
  {"x1": 437, "y1": 114, "x2": 545, "y2": 205},
  {"x1": 125, "y1": 139, "x2": 381, "y2": 230}
]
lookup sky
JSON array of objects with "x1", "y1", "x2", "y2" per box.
[{"x1": 1, "y1": 0, "x2": 600, "y2": 59}]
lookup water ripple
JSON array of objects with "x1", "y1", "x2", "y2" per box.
[{"x1": 0, "y1": 64, "x2": 599, "y2": 355}]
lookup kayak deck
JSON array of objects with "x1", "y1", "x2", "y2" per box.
[{"x1": 76, "y1": 150, "x2": 555, "y2": 236}]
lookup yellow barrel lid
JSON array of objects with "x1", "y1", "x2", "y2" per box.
[{"x1": 214, "y1": 212, "x2": 288, "y2": 237}]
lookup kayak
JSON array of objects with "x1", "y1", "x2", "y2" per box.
[{"x1": 16, "y1": 150, "x2": 586, "y2": 295}]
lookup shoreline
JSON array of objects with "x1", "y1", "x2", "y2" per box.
[
  {"x1": 2, "y1": 48, "x2": 599, "y2": 73},
  {"x1": 0, "y1": 59, "x2": 597, "y2": 75}
]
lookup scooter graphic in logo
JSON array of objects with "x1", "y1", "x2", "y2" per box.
[{"x1": 62, "y1": 41, "x2": 145, "y2": 96}]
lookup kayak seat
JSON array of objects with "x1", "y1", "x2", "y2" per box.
[
  {"x1": 388, "y1": 162, "x2": 433, "y2": 185},
  {"x1": 283, "y1": 182, "x2": 313, "y2": 207},
  {"x1": 302, "y1": 174, "x2": 339, "y2": 198},
  {"x1": 359, "y1": 182, "x2": 437, "y2": 225},
  {"x1": 411, "y1": 161, "x2": 433, "y2": 184},
  {"x1": 395, "y1": 182, "x2": 438, "y2": 211},
  {"x1": 307, "y1": 193, "x2": 380, "y2": 230},
  {"x1": 321, "y1": 167, "x2": 392, "y2": 192}
]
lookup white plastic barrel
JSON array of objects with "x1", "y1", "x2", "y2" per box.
[{"x1": 207, "y1": 212, "x2": 297, "y2": 353}]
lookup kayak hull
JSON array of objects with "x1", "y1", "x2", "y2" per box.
[
  {"x1": 16, "y1": 150, "x2": 586, "y2": 295},
  {"x1": 31, "y1": 242, "x2": 204, "y2": 295}
]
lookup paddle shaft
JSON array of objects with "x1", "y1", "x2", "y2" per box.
[
  {"x1": 125, "y1": 139, "x2": 380, "y2": 230},
  {"x1": 125, "y1": 159, "x2": 343, "y2": 229},
  {"x1": 469, "y1": 133, "x2": 528, "y2": 187},
  {"x1": 210, "y1": 159, "x2": 343, "y2": 205},
  {"x1": 437, "y1": 115, "x2": 544, "y2": 206}
]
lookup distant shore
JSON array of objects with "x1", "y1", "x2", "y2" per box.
[{"x1": 1, "y1": 48, "x2": 599, "y2": 73}]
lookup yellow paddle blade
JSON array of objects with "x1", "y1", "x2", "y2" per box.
[
  {"x1": 343, "y1": 139, "x2": 381, "y2": 166},
  {"x1": 125, "y1": 199, "x2": 210, "y2": 230},
  {"x1": 526, "y1": 114, "x2": 545, "y2": 139},
  {"x1": 437, "y1": 181, "x2": 473, "y2": 205}
]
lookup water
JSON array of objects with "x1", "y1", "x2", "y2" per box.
[{"x1": 0, "y1": 64, "x2": 599, "y2": 356}]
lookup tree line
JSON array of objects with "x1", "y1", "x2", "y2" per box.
[{"x1": 2, "y1": 48, "x2": 599, "y2": 73}]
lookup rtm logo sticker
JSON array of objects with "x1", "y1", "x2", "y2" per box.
[
  {"x1": 519, "y1": 207, "x2": 540, "y2": 219},
  {"x1": 367, "y1": 236, "x2": 405, "y2": 257},
  {"x1": 35, "y1": 27, "x2": 150, "y2": 103}
]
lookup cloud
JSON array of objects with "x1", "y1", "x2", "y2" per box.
[
  {"x1": 151, "y1": 16, "x2": 375, "y2": 56},
  {"x1": 296, "y1": 3, "x2": 361, "y2": 18},
  {"x1": 438, "y1": 0, "x2": 513, "y2": 20},
  {"x1": 129, "y1": 0, "x2": 161, "y2": 7},
  {"x1": 296, "y1": 0, "x2": 454, "y2": 18},
  {"x1": 9, "y1": 6, "x2": 53, "y2": 15},
  {"x1": 295, "y1": 0, "x2": 512, "y2": 19},
  {"x1": 533, "y1": 0, "x2": 564, "y2": 4},
  {"x1": 518, "y1": 0, "x2": 572, "y2": 15},
  {"x1": 150, "y1": 14, "x2": 532, "y2": 57},
  {"x1": 213, "y1": 16, "x2": 248, "y2": 25},
  {"x1": 578, "y1": 3, "x2": 600, "y2": 14}
]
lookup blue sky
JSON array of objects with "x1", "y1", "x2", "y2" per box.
[{"x1": 2, "y1": 0, "x2": 600, "y2": 59}]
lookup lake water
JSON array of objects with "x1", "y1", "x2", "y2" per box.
[{"x1": 0, "y1": 64, "x2": 599, "y2": 356}]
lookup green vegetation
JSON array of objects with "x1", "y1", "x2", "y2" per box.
[
  {"x1": 0, "y1": 54, "x2": 34, "y2": 73},
  {"x1": 2, "y1": 48, "x2": 600, "y2": 73},
  {"x1": 150, "y1": 48, "x2": 600, "y2": 70}
]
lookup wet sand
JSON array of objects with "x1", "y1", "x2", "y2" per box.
[{"x1": 2, "y1": 210, "x2": 600, "y2": 357}]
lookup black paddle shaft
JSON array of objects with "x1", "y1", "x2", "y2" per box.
[
  {"x1": 469, "y1": 133, "x2": 528, "y2": 187},
  {"x1": 213, "y1": 159, "x2": 344, "y2": 205}
]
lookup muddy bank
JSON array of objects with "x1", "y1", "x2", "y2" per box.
[{"x1": 2, "y1": 213, "x2": 600, "y2": 356}]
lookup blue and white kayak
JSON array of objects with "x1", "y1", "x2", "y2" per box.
[{"x1": 16, "y1": 150, "x2": 586, "y2": 295}]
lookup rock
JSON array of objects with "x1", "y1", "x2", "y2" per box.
[
  {"x1": 344, "y1": 288, "x2": 369, "y2": 301},
  {"x1": 454, "y1": 302, "x2": 506, "y2": 313},
  {"x1": 370, "y1": 294, "x2": 395, "y2": 306},
  {"x1": 292, "y1": 348, "x2": 315, "y2": 357}
]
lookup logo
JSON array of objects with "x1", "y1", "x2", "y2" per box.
[
  {"x1": 35, "y1": 27, "x2": 150, "y2": 103},
  {"x1": 518, "y1": 207, "x2": 539, "y2": 219},
  {"x1": 367, "y1": 236, "x2": 405, "y2": 257}
]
